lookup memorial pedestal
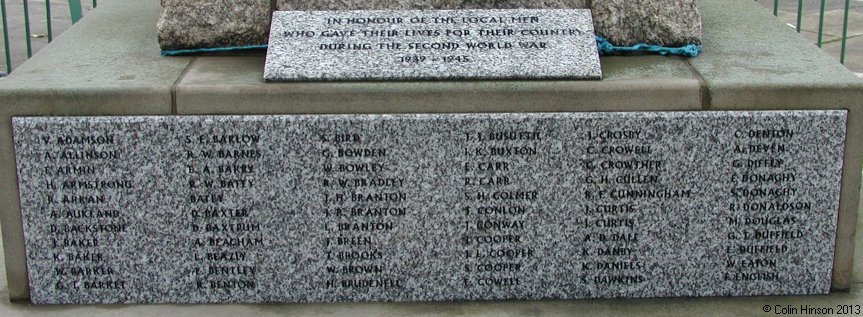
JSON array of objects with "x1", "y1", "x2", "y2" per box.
[{"x1": 0, "y1": 0, "x2": 861, "y2": 306}]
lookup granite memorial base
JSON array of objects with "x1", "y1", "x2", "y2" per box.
[
  {"x1": 0, "y1": 0, "x2": 862, "y2": 307},
  {"x1": 11, "y1": 112, "x2": 847, "y2": 303}
]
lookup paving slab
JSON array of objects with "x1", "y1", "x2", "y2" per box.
[
  {"x1": 777, "y1": 9, "x2": 863, "y2": 39},
  {"x1": 772, "y1": 11, "x2": 843, "y2": 43},
  {"x1": 816, "y1": 34, "x2": 863, "y2": 75},
  {"x1": 759, "y1": 2, "x2": 863, "y2": 72}
]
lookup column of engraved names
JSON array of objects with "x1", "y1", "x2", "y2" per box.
[
  {"x1": 184, "y1": 133, "x2": 264, "y2": 291},
  {"x1": 319, "y1": 131, "x2": 405, "y2": 290},
  {"x1": 41, "y1": 132, "x2": 130, "y2": 292},
  {"x1": 723, "y1": 128, "x2": 805, "y2": 282},
  {"x1": 460, "y1": 129, "x2": 539, "y2": 289},
  {"x1": 579, "y1": 128, "x2": 681, "y2": 287}
]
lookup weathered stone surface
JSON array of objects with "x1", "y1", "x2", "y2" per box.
[
  {"x1": 13, "y1": 111, "x2": 846, "y2": 304},
  {"x1": 155, "y1": 0, "x2": 701, "y2": 51},
  {"x1": 264, "y1": 9, "x2": 601, "y2": 81},
  {"x1": 157, "y1": 0, "x2": 272, "y2": 51},
  {"x1": 591, "y1": 0, "x2": 702, "y2": 46},
  {"x1": 276, "y1": 0, "x2": 589, "y2": 10}
]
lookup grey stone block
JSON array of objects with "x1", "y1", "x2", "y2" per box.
[
  {"x1": 276, "y1": 0, "x2": 589, "y2": 10},
  {"x1": 13, "y1": 111, "x2": 846, "y2": 303},
  {"x1": 156, "y1": 0, "x2": 702, "y2": 51},
  {"x1": 264, "y1": 9, "x2": 601, "y2": 81},
  {"x1": 157, "y1": 0, "x2": 273, "y2": 51},
  {"x1": 591, "y1": 0, "x2": 702, "y2": 46},
  {"x1": 155, "y1": 0, "x2": 589, "y2": 51}
]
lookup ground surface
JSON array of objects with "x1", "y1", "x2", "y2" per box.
[
  {"x1": 1, "y1": 0, "x2": 95, "y2": 74},
  {"x1": 756, "y1": 0, "x2": 863, "y2": 74}
]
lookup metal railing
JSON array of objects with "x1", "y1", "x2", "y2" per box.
[
  {"x1": 1, "y1": 0, "x2": 96, "y2": 75},
  {"x1": 762, "y1": 0, "x2": 853, "y2": 64}
]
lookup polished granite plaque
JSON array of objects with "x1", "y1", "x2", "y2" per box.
[
  {"x1": 13, "y1": 111, "x2": 846, "y2": 303},
  {"x1": 264, "y1": 9, "x2": 602, "y2": 81}
]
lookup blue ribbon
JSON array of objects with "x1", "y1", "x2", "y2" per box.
[
  {"x1": 596, "y1": 36, "x2": 702, "y2": 57},
  {"x1": 161, "y1": 44, "x2": 268, "y2": 56},
  {"x1": 159, "y1": 37, "x2": 701, "y2": 58}
]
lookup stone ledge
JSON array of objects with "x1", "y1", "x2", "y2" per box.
[{"x1": 175, "y1": 55, "x2": 702, "y2": 114}]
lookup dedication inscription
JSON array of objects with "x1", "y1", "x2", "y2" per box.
[
  {"x1": 263, "y1": 9, "x2": 601, "y2": 81},
  {"x1": 13, "y1": 111, "x2": 846, "y2": 304}
]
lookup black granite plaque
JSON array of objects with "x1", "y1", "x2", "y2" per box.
[{"x1": 12, "y1": 111, "x2": 846, "y2": 304}]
